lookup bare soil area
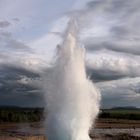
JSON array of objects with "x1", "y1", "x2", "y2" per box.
[
  {"x1": 95, "y1": 118, "x2": 140, "y2": 128},
  {"x1": 0, "y1": 119, "x2": 140, "y2": 140},
  {"x1": 0, "y1": 135, "x2": 46, "y2": 140}
]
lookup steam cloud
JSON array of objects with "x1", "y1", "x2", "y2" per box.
[{"x1": 43, "y1": 19, "x2": 101, "y2": 140}]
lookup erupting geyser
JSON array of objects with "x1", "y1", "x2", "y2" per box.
[{"x1": 43, "y1": 19, "x2": 101, "y2": 140}]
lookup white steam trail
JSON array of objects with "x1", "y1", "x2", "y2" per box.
[{"x1": 43, "y1": 19, "x2": 100, "y2": 140}]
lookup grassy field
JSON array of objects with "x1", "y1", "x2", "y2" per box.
[
  {"x1": 102, "y1": 108, "x2": 140, "y2": 114},
  {"x1": 94, "y1": 107, "x2": 140, "y2": 129},
  {"x1": 0, "y1": 106, "x2": 44, "y2": 123},
  {"x1": 99, "y1": 108, "x2": 140, "y2": 120},
  {"x1": 0, "y1": 106, "x2": 140, "y2": 123}
]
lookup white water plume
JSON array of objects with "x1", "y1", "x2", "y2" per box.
[{"x1": 43, "y1": 19, "x2": 101, "y2": 140}]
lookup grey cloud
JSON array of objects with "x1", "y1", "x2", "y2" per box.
[
  {"x1": 105, "y1": 41, "x2": 140, "y2": 56},
  {"x1": 0, "y1": 28, "x2": 31, "y2": 57},
  {"x1": 104, "y1": 77, "x2": 140, "y2": 91},
  {"x1": 0, "y1": 21, "x2": 11, "y2": 28},
  {"x1": 0, "y1": 94, "x2": 45, "y2": 107},
  {"x1": 101, "y1": 95, "x2": 140, "y2": 109},
  {"x1": 0, "y1": 53, "x2": 7, "y2": 59},
  {"x1": 111, "y1": 26, "x2": 130, "y2": 37},
  {"x1": 108, "y1": 0, "x2": 140, "y2": 21},
  {"x1": 87, "y1": 0, "x2": 107, "y2": 10},
  {"x1": 79, "y1": 0, "x2": 140, "y2": 56},
  {"x1": 0, "y1": 31, "x2": 11, "y2": 37},
  {"x1": 108, "y1": 40, "x2": 140, "y2": 56},
  {"x1": 0, "y1": 65, "x2": 44, "y2": 107},
  {"x1": 85, "y1": 0, "x2": 140, "y2": 108},
  {"x1": 85, "y1": 40, "x2": 140, "y2": 56},
  {"x1": 5, "y1": 39, "x2": 31, "y2": 51},
  {"x1": 87, "y1": 0, "x2": 140, "y2": 20},
  {"x1": 86, "y1": 49, "x2": 140, "y2": 82},
  {"x1": 13, "y1": 18, "x2": 20, "y2": 22},
  {"x1": 0, "y1": 65, "x2": 40, "y2": 79},
  {"x1": 0, "y1": 34, "x2": 31, "y2": 51},
  {"x1": 87, "y1": 68, "x2": 128, "y2": 82},
  {"x1": 96, "y1": 77, "x2": 140, "y2": 108},
  {"x1": 0, "y1": 30, "x2": 43, "y2": 72}
]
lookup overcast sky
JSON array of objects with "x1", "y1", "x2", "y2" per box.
[{"x1": 0, "y1": 0, "x2": 140, "y2": 108}]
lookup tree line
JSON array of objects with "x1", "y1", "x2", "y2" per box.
[{"x1": 0, "y1": 106, "x2": 44, "y2": 122}]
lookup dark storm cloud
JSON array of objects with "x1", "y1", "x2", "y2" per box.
[
  {"x1": 0, "y1": 65, "x2": 40, "y2": 79},
  {"x1": 101, "y1": 95, "x2": 140, "y2": 109},
  {"x1": 85, "y1": 39, "x2": 140, "y2": 55},
  {"x1": 0, "y1": 65, "x2": 44, "y2": 107},
  {"x1": 96, "y1": 77, "x2": 140, "y2": 108},
  {"x1": 0, "y1": 19, "x2": 44, "y2": 106},
  {"x1": 0, "y1": 94, "x2": 45, "y2": 107},
  {"x1": 0, "y1": 21, "x2": 11, "y2": 28},
  {"x1": 87, "y1": 68, "x2": 128, "y2": 82}
]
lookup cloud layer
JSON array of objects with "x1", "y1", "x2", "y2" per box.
[
  {"x1": 0, "y1": 0, "x2": 140, "y2": 107},
  {"x1": 75, "y1": 0, "x2": 140, "y2": 107},
  {"x1": 0, "y1": 65, "x2": 44, "y2": 107}
]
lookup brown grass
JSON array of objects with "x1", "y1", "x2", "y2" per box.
[
  {"x1": 0, "y1": 135, "x2": 46, "y2": 140},
  {"x1": 95, "y1": 118, "x2": 140, "y2": 128}
]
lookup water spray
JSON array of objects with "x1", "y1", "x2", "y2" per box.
[{"x1": 43, "y1": 18, "x2": 101, "y2": 140}]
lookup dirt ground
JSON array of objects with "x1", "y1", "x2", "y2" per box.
[
  {"x1": 0, "y1": 135, "x2": 46, "y2": 140},
  {"x1": 0, "y1": 119, "x2": 140, "y2": 140},
  {"x1": 95, "y1": 118, "x2": 140, "y2": 128},
  {"x1": 91, "y1": 133, "x2": 140, "y2": 140},
  {"x1": 0, "y1": 134, "x2": 140, "y2": 140}
]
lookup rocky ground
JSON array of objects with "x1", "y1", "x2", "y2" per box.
[
  {"x1": 0, "y1": 119, "x2": 140, "y2": 140},
  {"x1": 91, "y1": 133, "x2": 140, "y2": 140},
  {"x1": 0, "y1": 135, "x2": 46, "y2": 140},
  {"x1": 0, "y1": 133, "x2": 140, "y2": 140}
]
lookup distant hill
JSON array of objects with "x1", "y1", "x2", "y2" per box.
[
  {"x1": 0, "y1": 105, "x2": 22, "y2": 109},
  {"x1": 111, "y1": 106, "x2": 139, "y2": 110},
  {"x1": 0, "y1": 105, "x2": 43, "y2": 110}
]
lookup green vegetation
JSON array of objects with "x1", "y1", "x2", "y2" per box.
[
  {"x1": 1, "y1": 106, "x2": 140, "y2": 123},
  {"x1": 0, "y1": 106, "x2": 44, "y2": 123},
  {"x1": 99, "y1": 108, "x2": 140, "y2": 120}
]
